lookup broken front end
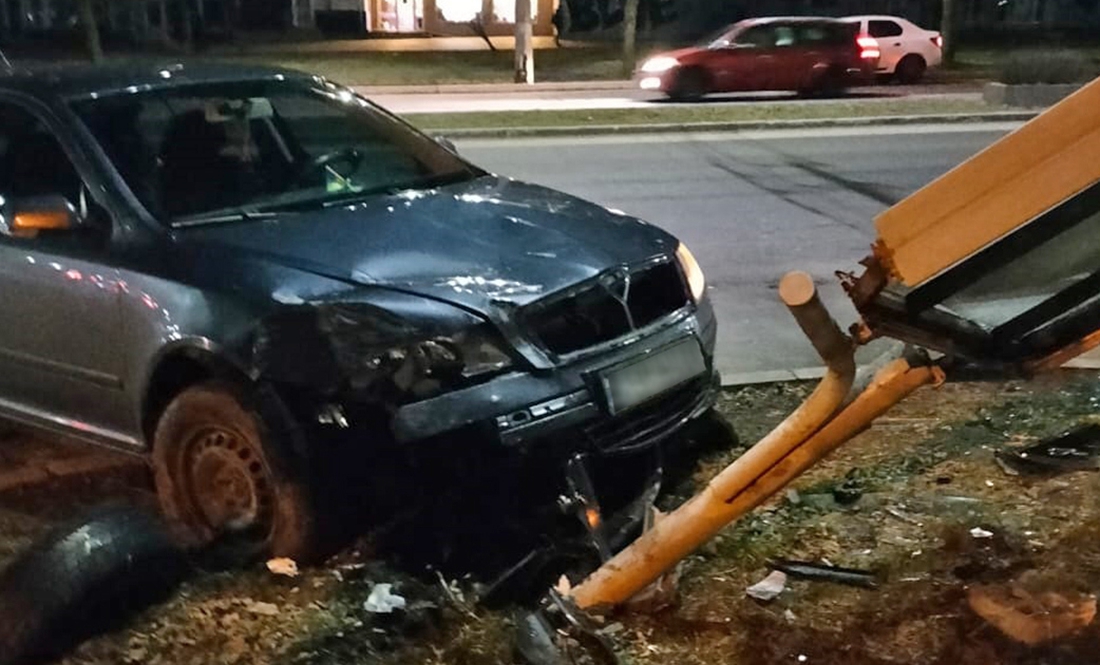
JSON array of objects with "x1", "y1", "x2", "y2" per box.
[{"x1": 251, "y1": 253, "x2": 720, "y2": 591}]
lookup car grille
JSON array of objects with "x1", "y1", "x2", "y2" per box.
[
  {"x1": 521, "y1": 260, "x2": 690, "y2": 356},
  {"x1": 583, "y1": 376, "x2": 712, "y2": 454}
]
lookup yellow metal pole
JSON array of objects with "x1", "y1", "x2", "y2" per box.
[
  {"x1": 721, "y1": 358, "x2": 943, "y2": 517},
  {"x1": 569, "y1": 355, "x2": 942, "y2": 611},
  {"x1": 568, "y1": 272, "x2": 856, "y2": 610}
]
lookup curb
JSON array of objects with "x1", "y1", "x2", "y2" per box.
[
  {"x1": 421, "y1": 111, "x2": 1040, "y2": 139},
  {"x1": 721, "y1": 358, "x2": 1100, "y2": 387},
  {"x1": 720, "y1": 367, "x2": 828, "y2": 387},
  {"x1": 355, "y1": 80, "x2": 636, "y2": 95}
]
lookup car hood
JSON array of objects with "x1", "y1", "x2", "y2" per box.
[
  {"x1": 178, "y1": 176, "x2": 677, "y2": 317},
  {"x1": 649, "y1": 46, "x2": 707, "y2": 64}
]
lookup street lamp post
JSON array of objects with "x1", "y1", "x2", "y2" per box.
[{"x1": 514, "y1": 0, "x2": 533, "y2": 84}]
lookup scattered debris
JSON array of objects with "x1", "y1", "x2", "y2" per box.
[
  {"x1": 245, "y1": 601, "x2": 280, "y2": 617},
  {"x1": 769, "y1": 560, "x2": 878, "y2": 589},
  {"x1": 600, "y1": 622, "x2": 625, "y2": 636},
  {"x1": 265, "y1": 558, "x2": 299, "y2": 578},
  {"x1": 783, "y1": 609, "x2": 797, "y2": 623},
  {"x1": 623, "y1": 563, "x2": 682, "y2": 614},
  {"x1": 994, "y1": 456, "x2": 1021, "y2": 476},
  {"x1": 363, "y1": 584, "x2": 407, "y2": 614},
  {"x1": 746, "y1": 571, "x2": 788, "y2": 601},
  {"x1": 786, "y1": 489, "x2": 802, "y2": 505},
  {"x1": 967, "y1": 584, "x2": 1097, "y2": 645},
  {"x1": 885, "y1": 506, "x2": 922, "y2": 526},
  {"x1": 970, "y1": 527, "x2": 995, "y2": 539},
  {"x1": 996, "y1": 424, "x2": 1100, "y2": 475},
  {"x1": 436, "y1": 570, "x2": 478, "y2": 620},
  {"x1": 832, "y1": 469, "x2": 864, "y2": 506}
]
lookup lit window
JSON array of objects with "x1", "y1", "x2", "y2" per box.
[
  {"x1": 491, "y1": 0, "x2": 539, "y2": 23},
  {"x1": 437, "y1": 0, "x2": 480, "y2": 22}
]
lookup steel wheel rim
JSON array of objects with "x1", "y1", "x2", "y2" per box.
[{"x1": 182, "y1": 425, "x2": 275, "y2": 543}]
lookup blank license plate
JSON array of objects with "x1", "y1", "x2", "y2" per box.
[{"x1": 600, "y1": 339, "x2": 707, "y2": 414}]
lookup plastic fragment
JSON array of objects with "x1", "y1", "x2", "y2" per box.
[
  {"x1": 363, "y1": 583, "x2": 407, "y2": 614},
  {"x1": 746, "y1": 571, "x2": 787, "y2": 601},
  {"x1": 265, "y1": 557, "x2": 299, "y2": 578}
]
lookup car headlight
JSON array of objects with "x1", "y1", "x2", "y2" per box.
[
  {"x1": 363, "y1": 324, "x2": 513, "y2": 396},
  {"x1": 641, "y1": 56, "x2": 680, "y2": 74},
  {"x1": 676, "y1": 242, "x2": 706, "y2": 302},
  {"x1": 309, "y1": 304, "x2": 513, "y2": 397}
]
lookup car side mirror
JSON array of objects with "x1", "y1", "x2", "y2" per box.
[
  {"x1": 0, "y1": 194, "x2": 78, "y2": 239},
  {"x1": 434, "y1": 135, "x2": 459, "y2": 155}
]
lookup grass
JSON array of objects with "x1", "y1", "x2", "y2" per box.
[
  {"x1": 405, "y1": 97, "x2": 1004, "y2": 132},
  {"x1": 228, "y1": 45, "x2": 630, "y2": 85}
]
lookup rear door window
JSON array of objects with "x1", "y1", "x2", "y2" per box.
[
  {"x1": 868, "y1": 20, "x2": 903, "y2": 38},
  {"x1": 799, "y1": 22, "x2": 857, "y2": 46},
  {"x1": 734, "y1": 25, "x2": 778, "y2": 48},
  {"x1": 774, "y1": 25, "x2": 797, "y2": 47}
]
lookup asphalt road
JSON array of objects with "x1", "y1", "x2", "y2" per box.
[
  {"x1": 367, "y1": 84, "x2": 981, "y2": 113},
  {"x1": 456, "y1": 122, "x2": 1022, "y2": 382}
]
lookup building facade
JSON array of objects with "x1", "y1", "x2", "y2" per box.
[{"x1": 312, "y1": 0, "x2": 558, "y2": 36}]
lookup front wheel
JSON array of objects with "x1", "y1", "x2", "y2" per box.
[
  {"x1": 668, "y1": 68, "x2": 708, "y2": 102},
  {"x1": 152, "y1": 383, "x2": 317, "y2": 564}
]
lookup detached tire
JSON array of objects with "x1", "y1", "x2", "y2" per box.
[
  {"x1": 152, "y1": 382, "x2": 317, "y2": 564},
  {"x1": 0, "y1": 507, "x2": 188, "y2": 665}
]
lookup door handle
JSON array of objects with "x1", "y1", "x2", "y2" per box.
[{"x1": 893, "y1": 42, "x2": 901, "y2": 46}]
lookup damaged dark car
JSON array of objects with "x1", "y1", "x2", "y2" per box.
[{"x1": 0, "y1": 63, "x2": 718, "y2": 568}]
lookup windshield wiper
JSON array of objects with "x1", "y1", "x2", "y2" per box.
[
  {"x1": 170, "y1": 208, "x2": 281, "y2": 229},
  {"x1": 321, "y1": 171, "x2": 482, "y2": 208}
]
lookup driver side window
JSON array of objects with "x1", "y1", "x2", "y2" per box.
[{"x1": 0, "y1": 102, "x2": 82, "y2": 204}]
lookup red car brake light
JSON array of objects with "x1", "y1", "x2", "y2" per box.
[
  {"x1": 931, "y1": 35, "x2": 943, "y2": 48},
  {"x1": 857, "y1": 35, "x2": 881, "y2": 60}
]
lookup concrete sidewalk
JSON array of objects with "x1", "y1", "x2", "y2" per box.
[
  {"x1": 422, "y1": 111, "x2": 1038, "y2": 139},
  {"x1": 356, "y1": 79, "x2": 636, "y2": 95}
]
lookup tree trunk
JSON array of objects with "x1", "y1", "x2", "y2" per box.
[
  {"x1": 941, "y1": 0, "x2": 956, "y2": 64},
  {"x1": 180, "y1": 0, "x2": 193, "y2": 51},
  {"x1": 16, "y1": 0, "x2": 28, "y2": 34},
  {"x1": 621, "y1": 0, "x2": 639, "y2": 77},
  {"x1": 77, "y1": 0, "x2": 104, "y2": 62},
  {"x1": 513, "y1": 0, "x2": 533, "y2": 84},
  {"x1": 0, "y1": 0, "x2": 11, "y2": 40},
  {"x1": 135, "y1": 0, "x2": 150, "y2": 42},
  {"x1": 158, "y1": 0, "x2": 172, "y2": 44}
]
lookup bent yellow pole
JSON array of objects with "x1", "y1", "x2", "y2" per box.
[
  {"x1": 569, "y1": 354, "x2": 941, "y2": 611},
  {"x1": 568, "y1": 272, "x2": 857, "y2": 610}
]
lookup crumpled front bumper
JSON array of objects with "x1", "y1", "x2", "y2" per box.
[{"x1": 391, "y1": 299, "x2": 719, "y2": 452}]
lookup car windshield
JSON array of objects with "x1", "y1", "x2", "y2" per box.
[
  {"x1": 698, "y1": 24, "x2": 738, "y2": 48},
  {"x1": 71, "y1": 79, "x2": 481, "y2": 225}
]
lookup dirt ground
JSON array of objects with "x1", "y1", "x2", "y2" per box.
[{"x1": 4, "y1": 369, "x2": 1100, "y2": 664}]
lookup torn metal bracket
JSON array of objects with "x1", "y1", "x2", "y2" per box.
[{"x1": 561, "y1": 454, "x2": 613, "y2": 561}]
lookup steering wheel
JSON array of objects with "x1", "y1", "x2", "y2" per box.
[{"x1": 295, "y1": 147, "x2": 364, "y2": 185}]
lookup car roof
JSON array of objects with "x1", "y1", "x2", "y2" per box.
[
  {"x1": 739, "y1": 16, "x2": 845, "y2": 25},
  {"x1": 841, "y1": 15, "x2": 915, "y2": 23},
  {"x1": 0, "y1": 61, "x2": 315, "y2": 102}
]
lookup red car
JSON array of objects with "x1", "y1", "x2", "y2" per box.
[{"x1": 638, "y1": 17, "x2": 880, "y2": 100}]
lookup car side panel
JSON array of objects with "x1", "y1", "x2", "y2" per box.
[{"x1": 0, "y1": 241, "x2": 133, "y2": 442}]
